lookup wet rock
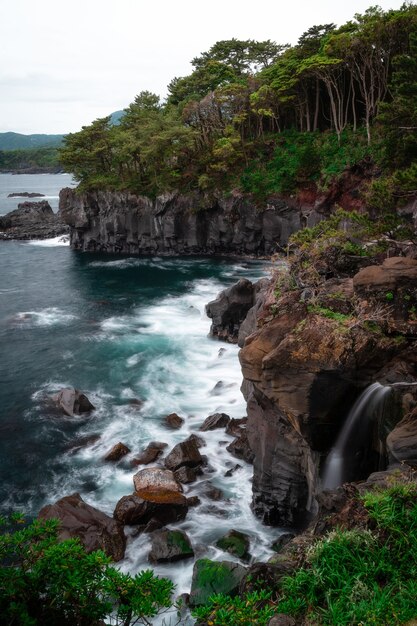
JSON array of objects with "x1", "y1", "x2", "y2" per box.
[
  {"x1": 387, "y1": 407, "x2": 417, "y2": 467},
  {"x1": 189, "y1": 559, "x2": 247, "y2": 607},
  {"x1": 164, "y1": 439, "x2": 203, "y2": 472},
  {"x1": 185, "y1": 433, "x2": 206, "y2": 448},
  {"x1": 216, "y1": 529, "x2": 250, "y2": 559},
  {"x1": 131, "y1": 441, "x2": 167, "y2": 466},
  {"x1": 206, "y1": 278, "x2": 255, "y2": 343},
  {"x1": 163, "y1": 412, "x2": 184, "y2": 429},
  {"x1": 128, "y1": 398, "x2": 144, "y2": 409},
  {"x1": 60, "y1": 188, "x2": 299, "y2": 257},
  {"x1": 226, "y1": 430, "x2": 254, "y2": 463},
  {"x1": 226, "y1": 417, "x2": 248, "y2": 437},
  {"x1": 271, "y1": 532, "x2": 296, "y2": 553},
  {"x1": 224, "y1": 463, "x2": 242, "y2": 477},
  {"x1": 65, "y1": 433, "x2": 100, "y2": 454},
  {"x1": 209, "y1": 381, "x2": 236, "y2": 396},
  {"x1": 0, "y1": 200, "x2": 68, "y2": 240},
  {"x1": 52, "y1": 387, "x2": 95, "y2": 417},
  {"x1": 148, "y1": 529, "x2": 194, "y2": 563},
  {"x1": 200, "y1": 412, "x2": 231, "y2": 432},
  {"x1": 203, "y1": 485, "x2": 225, "y2": 501},
  {"x1": 240, "y1": 562, "x2": 287, "y2": 595},
  {"x1": 104, "y1": 442, "x2": 131, "y2": 462},
  {"x1": 218, "y1": 347, "x2": 226, "y2": 357},
  {"x1": 187, "y1": 496, "x2": 201, "y2": 507},
  {"x1": 38, "y1": 493, "x2": 126, "y2": 561},
  {"x1": 174, "y1": 465, "x2": 202, "y2": 484},
  {"x1": 133, "y1": 467, "x2": 183, "y2": 496},
  {"x1": 114, "y1": 493, "x2": 188, "y2": 526}
]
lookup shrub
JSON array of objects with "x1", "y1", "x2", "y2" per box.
[{"x1": 0, "y1": 515, "x2": 174, "y2": 625}]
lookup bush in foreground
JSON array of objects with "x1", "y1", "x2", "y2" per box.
[
  {"x1": 193, "y1": 483, "x2": 417, "y2": 625},
  {"x1": 0, "y1": 514, "x2": 174, "y2": 625}
]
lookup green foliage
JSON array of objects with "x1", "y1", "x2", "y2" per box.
[
  {"x1": 0, "y1": 515, "x2": 174, "y2": 625},
  {"x1": 190, "y1": 484, "x2": 417, "y2": 625},
  {"x1": 276, "y1": 483, "x2": 417, "y2": 625},
  {"x1": 307, "y1": 305, "x2": 352, "y2": 324},
  {"x1": 191, "y1": 590, "x2": 275, "y2": 625},
  {"x1": 59, "y1": 4, "x2": 417, "y2": 202},
  {"x1": 0, "y1": 146, "x2": 61, "y2": 171}
]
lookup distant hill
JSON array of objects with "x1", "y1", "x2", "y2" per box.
[
  {"x1": 0, "y1": 132, "x2": 64, "y2": 151},
  {"x1": 109, "y1": 110, "x2": 124, "y2": 125}
]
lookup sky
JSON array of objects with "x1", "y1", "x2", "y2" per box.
[{"x1": 0, "y1": 0, "x2": 410, "y2": 135}]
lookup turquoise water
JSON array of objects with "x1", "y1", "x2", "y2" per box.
[{"x1": 0, "y1": 239, "x2": 280, "y2": 599}]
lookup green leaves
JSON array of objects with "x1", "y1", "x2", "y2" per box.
[{"x1": 0, "y1": 516, "x2": 174, "y2": 625}]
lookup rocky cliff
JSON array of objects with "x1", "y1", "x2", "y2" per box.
[
  {"x1": 59, "y1": 188, "x2": 319, "y2": 255},
  {"x1": 208, "y1": 214, "x2": 417, "y2": 528}
]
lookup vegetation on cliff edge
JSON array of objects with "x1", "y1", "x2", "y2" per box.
[{"x1": 59, "y1": 4, "x2": 417, "y2": 205}]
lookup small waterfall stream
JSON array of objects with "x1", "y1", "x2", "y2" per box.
[{"x1": 322, "y1": 382, "x2": 392, "y2": 490}]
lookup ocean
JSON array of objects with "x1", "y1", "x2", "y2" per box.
[{"x1": 0, "y1": 174, "x2": 280, "y2": 608}]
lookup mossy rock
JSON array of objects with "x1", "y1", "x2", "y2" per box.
[
  {"x1": 148, "y1": 529, "x2": 194, "y2": 563},
  {"x1": 189, "y1": 558, "x2": 247, "y2": 607},
  {"x1": 215, "y1": 529, "x2": 250, "y2": 559}
]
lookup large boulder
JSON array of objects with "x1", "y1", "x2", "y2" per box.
[
  {"x1": 199, "y1": 413, "x2": 230, "y2": 431},
  {"x1": 189, "y1": 559, "x2": 247, "y2": 607},
  {"x1": 148, "y1": 529, "x2": 194, "y2": 563},
  {"x1": 133, "y1": 467, "x2": 183, "y2": 497},
  {"x1": 113, "y1": 493, "x2": 188, "y2": 526},
  {"x1": 164, "y1": 439, "x2": 203, "y2": 472},
  {"x1": 38, "y1": 493, "x2": 126, "y2": 561},
  {"x1": 52, "y1": 388, "x2": 95, "y2": 417},
  {"x1": 206, "y1": 279, "x2": 255, "y2": 343},
  {"x1": 163, "y1": 413, "x2": 184, "y2": 429}
]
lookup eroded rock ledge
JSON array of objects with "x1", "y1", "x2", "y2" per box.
[{"x1": 59, "y1": 188, "x2": 309, "y2": 255}]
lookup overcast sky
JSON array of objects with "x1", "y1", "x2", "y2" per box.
[{"x1": 0, "y1": 0, "x2": 409, "y2": 135}]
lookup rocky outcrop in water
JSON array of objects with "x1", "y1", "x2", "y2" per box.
[
  {"x1": 38, "y1": 492, "x2": 126, "y2": 561},
  {"x1": 0, "y1": 201, "x2": 68, "y2": 240},
  {"x1": 59, "y1": 188, "x2": 307, "y2": 255}
]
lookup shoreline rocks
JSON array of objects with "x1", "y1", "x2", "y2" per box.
[
  {"x1": 0, "y1": 200, "x2": 68, "y2": 240},
  {"x1": 38, "y1": 493, "x2": 126, "y2": 561}
]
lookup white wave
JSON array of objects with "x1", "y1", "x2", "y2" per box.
[
  {"x1": 26, "y1": 235, "x2": 69, "y2": 247},
  {"x1": 12, "y1": 307, "x2": 75, "y2": 327}
]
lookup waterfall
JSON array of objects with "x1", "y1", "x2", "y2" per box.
[{"x1": 322, "y1": 382, "x2": 392, "y2": 490}]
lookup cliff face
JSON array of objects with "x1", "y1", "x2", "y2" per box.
[
  {"x1": 206, "y1": 254, "x2": 417, "y2": 527},
  {"x1": 59, "y1": 188, "x2": 313, "y2": 255}
]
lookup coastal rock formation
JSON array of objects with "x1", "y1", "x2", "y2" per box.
[
  {"x1": 59, "y1": 188, "x2": 304, "y2": 255},
  {"x1": 232, "y1": 253, "x2": 417, "y2": 527},
  {"x1": 38, "y1": 493, "x2": 126, "y2": 561},
  {"x1": 52, "y1": 387, "x2": 95, "y2": 417},
  {"x1": 0, "y1": 200, "x2": 68, "y2": 240}
]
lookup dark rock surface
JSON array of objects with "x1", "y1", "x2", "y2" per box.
[
  {"x1": 0, "y1": 200, "x2": 68, "y2": 240},
  {"x1": 226, "y1": 430, "x2": 254, "y2": 464},
  {"x1": 8, "y1": 192, "x2": 45, "y2": 198},
  {"x1": 174, "y1": 465, "x2": 202, "y2": 484},
  {"x1": 59, "y1": 188, "x2": 302, "y2": 255},
  {"x1": 131, "y1": 441, "x2": 167, "y2": 466},
  {"x1": 163, "y1": 412, "x2": 184, "y2": 429},
  {"x1": 52, "y1": 387, "x2": 95, "y2": 417},
  {"x1": 38, "y1": 493, "x2": 126, "y2": 561},
  {"x1": 199, "y1": 412, "x2": 231, "y2": 431},
  {"x1": 164, "y1": 439, "x2": 203, "y2": 472},
  {"x1": 113, "y1": 493, "x2": 188, "y2": 526},
  {"x1": 206, "y1": 278, "x2": 255, "y2": 342},
  {"x1": 148, "y1": 529, "x2": 194, "y2": 563},
  {"x1": 104, "y1": 442, "x2": 130, "y2": 462}
]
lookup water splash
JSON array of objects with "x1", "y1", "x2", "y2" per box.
[{"x1": 322, "y1": 382, "x2": 392, "y2": 490}]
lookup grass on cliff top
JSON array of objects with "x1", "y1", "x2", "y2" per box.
[{"x1": 192, "y1": 482, "x2": 417, "y2": 625}]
